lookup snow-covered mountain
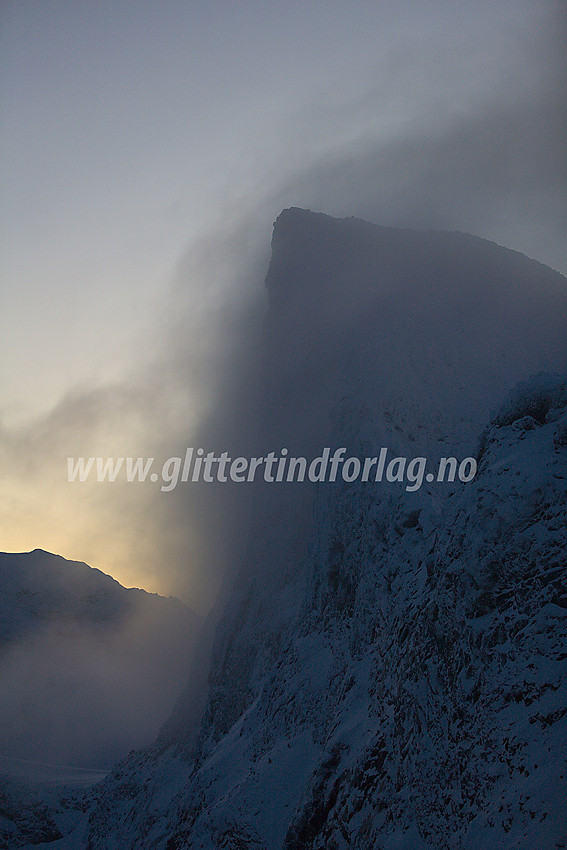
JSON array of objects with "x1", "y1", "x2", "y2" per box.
[
  {"x1": 80, "y1": 210, "x2": 567, "y2": 846},
  {"x1": 0, "y1": 549, "x2": 199, "y2": 771}
]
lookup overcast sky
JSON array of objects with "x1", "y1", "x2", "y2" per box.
[{"x1": 1, "y1": 1, "x2": 565, "y2": 610}]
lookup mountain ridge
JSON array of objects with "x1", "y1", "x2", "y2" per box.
[
  {"x1": 0, "y1": 549, "x2": 199, "y2": 776},
  {"x1": 31, "y1": 209, "x2": 567, "y2": 848}
]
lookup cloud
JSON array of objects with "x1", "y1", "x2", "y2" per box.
[
  {"x1": 1, "y1": 1, "x2": 564, "y2": 617},
  {"x1": 264, "y1": 3, "x2": 567, "y2": 275},
  {"x1": 0, "y1": 211, "x2": 269, "y2": 612}
]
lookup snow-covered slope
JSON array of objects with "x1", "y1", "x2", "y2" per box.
[
  {"x1": 0, "y1": 550, "x2": 199, "y2": 770},
  {"x1": 84, "y1": 210, "x2": 567, "y2": 848}
]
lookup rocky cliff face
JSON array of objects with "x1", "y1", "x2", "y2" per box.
[{"x1": 85, "y1": 210, "x2": 567, "y2": 849}]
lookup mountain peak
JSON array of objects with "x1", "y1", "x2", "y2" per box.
[
  {"x1": 263, "y1": 209, "x2": 567, "y2": 455},
  {"x1": 25, "y1": 210, "x2": 567, "y2": 849}
]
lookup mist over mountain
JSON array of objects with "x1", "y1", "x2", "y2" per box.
[
  {"x1": 11, "y1": 210, "x2": 566, "y2": 849},
  {"x1": 261, "y1": 208, "x2": 566, "y2": 448},
  {"x1": 82, "y1": 210, "x2": 567, "y2": 849},
  {"x1": 0, "y1": 549, "x2": 199, "y2": 772}
]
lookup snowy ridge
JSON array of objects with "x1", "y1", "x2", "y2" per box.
[
  {"x1": 83, "y1": 210, "x2": 567, "y2": 848},
  {"x1": 84, "y1": 374, "x2": 567, "y2": 850}
]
